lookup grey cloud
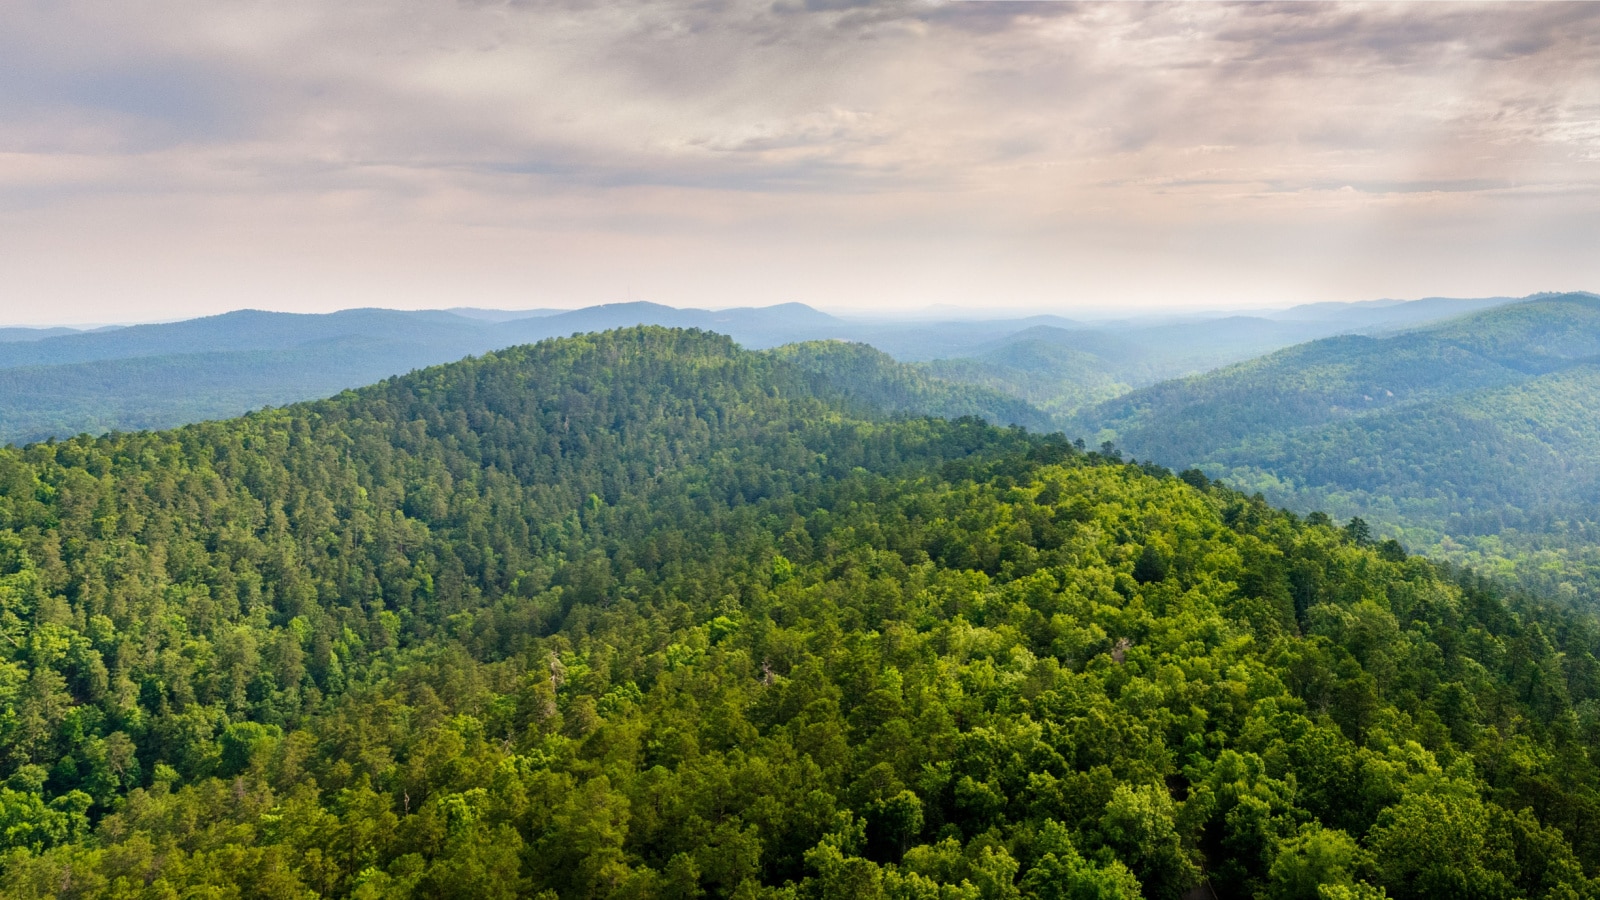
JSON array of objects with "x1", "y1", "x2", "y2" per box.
[
  {"x1": 0, "y1": 43, "x2": 255, "y2": 152},
  {"x1": 1, "y1": 0, "x2": 1598, "y2": 319},
  {"x1": 2, "y1": 2, "x2": 1592, "y2": 188}
]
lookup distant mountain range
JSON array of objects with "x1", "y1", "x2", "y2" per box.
[
  {"x1": 0, "y1": 303, "x2": 847, "y2": 443},
  {"x1": 0, "y1": 326, "x2": 103, "y2": 342},
  {"x1": 910, "y1": 297, "x2": 1532, "y2": 417},
  {"x1": 1260, "y1": 294, "x2": 1521, "y2": 327},
  {"x1": 1072, "y1": 291, "x2": 1600, "y2": 603},
  {"x1": 11, "y1": 289, "x2": 1600, "y2": 603},
  {"x1": 0, "y1": 294, "x2": 1524, "y2": 445},
  {"x1": 13, "y1": 324, "x2": 1600, "y2": 898}
]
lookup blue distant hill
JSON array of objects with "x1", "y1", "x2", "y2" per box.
[{"x1": 0, "y1": 293, "x2": 1531, "y2": 446}]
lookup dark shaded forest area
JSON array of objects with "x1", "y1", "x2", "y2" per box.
[{"x1": 1, "y1": 328, "x2": 1598, "y2": 898}]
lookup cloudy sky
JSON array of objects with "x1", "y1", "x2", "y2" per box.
[{"x1": 2, "y1": 1, "x2": 1598, "y2": 324}]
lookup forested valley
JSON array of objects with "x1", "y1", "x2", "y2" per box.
[
  {"x1": 1072, "y1": 293, "x2": 1600, "y2": 608},
  {"x1": 3, "y1": 328, "x2": 1600, "y2": 898}
]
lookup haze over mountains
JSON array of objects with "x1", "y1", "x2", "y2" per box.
[
  {"x1": 8, "y1": 326, "x2": 1600, "y2": 899},
  {"x1": 1076, "y1": 292, "x2": 1600, "y2": 602},
  {"x1": 0, "y1": 327, "x2": 90, "y2": 343},
  {"x1": 4, "y1": 294, "x2": 1600, "y2": 895},
  {"x1": 9, "y1": 288, "x2": 1596, "y2": 601},
  {"x1": 0, "y1": 304, "x2": 840, "y2": 444},
  {"x1": 0, "y1": 294, "x2": 1523, "y2": 445},
  {"x1": 11, "y1": 0, "x2": 1600, "y2": 894}
]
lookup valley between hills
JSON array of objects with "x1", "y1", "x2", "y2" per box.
[{"x1": 2, "y1": 313, "x2": 1600, "y2": 898}]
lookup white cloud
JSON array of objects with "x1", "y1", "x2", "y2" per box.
[{"x1": 0, "y1": 0, "x2": 1598, "y2": 323}]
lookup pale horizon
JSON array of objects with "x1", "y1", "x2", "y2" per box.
[
  {"x1": 3, "y1": 1, "x2": 1599, "y2": 325},
  {"x1": 6, "y1": 290, "x2": 1588, "y2": 331}
]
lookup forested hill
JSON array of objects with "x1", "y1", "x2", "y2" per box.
[
  {"x1": 7, "y1": 328, "x2": 1600, "y2": 898},
  {"x1": 0, "y1": 305, "x2": 847, "y2": 445},
  {"x1": 1078, "y1": 293, "x2": 1600, "y2": 463},
  {"x1": 1075, "y1": 292, "x2": 1600, "y2": 602},
  {"x1": 0, "y1": 294, "x2": 1522, "y2": 445},
  {"x1": 772, "y1": 340, "x2": 1057, "y2": 433}
]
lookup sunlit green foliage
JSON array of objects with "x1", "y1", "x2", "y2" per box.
[
  {"x1": 1076, "y1": 294, "x2": 1600, "y2": 605},
  {"x1": 0, "y1": 327, "x2": 1598, "y2": 897}
]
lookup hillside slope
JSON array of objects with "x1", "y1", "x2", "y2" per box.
[
  {"x1": 0, "y1": 330, "x2": 1044, "y2": 447},
  {"x1": 0, "y1": 294, "x2": 1526, "y2": 443},
  {"x1": 2, "y1": 328, "x2": 1600, "y2": 898},
  {"x1": 774, "y1": 340, "x2": 1058, "y2": 432},
  {"x1": 1076, "y1": 293, "x2": 1600, "y2": 600},
  {"x1": 0, "y1": 305, "x2": 852, "y2": 444},
  {"x1": 915, "y1": 295, "x2": 1528, "y2": 419}
]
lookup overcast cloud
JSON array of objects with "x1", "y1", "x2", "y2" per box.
[{"x1": 1, "y1": 0, "x2": 1598, "y2": 323}]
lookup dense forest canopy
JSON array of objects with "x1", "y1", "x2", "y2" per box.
[
  {"x1": 2, "y1": 327, "x2": 1600, "y2": 898},
  {"x1": 1075, "y1": 293, "x2": 1600, "y2": 606}
]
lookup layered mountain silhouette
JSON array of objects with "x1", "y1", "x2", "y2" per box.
[
  {"x1": 0, "y1": 295, "x2": 1523, "y2": 444},
  {"x1": 4, "y1": 325, "x2": 1599, "y2": 898},
  {"x1": 1075, "y1": 292, "x2": 1600, "y2": 600}
]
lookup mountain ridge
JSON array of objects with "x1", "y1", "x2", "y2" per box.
[
  {"x1": 3, "y1": 326, "x2": 1600, "y2": 898},
  {"x1": 1073, "y1": 292, "x2": 1600, "y2": 602},
  {"x1": 0, "y1": 293, "x2": 1567, "y2": 445}
]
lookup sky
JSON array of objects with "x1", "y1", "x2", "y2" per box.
[{"x1": 2, "y1": 1, "x2": 1599, "y2": 325}]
